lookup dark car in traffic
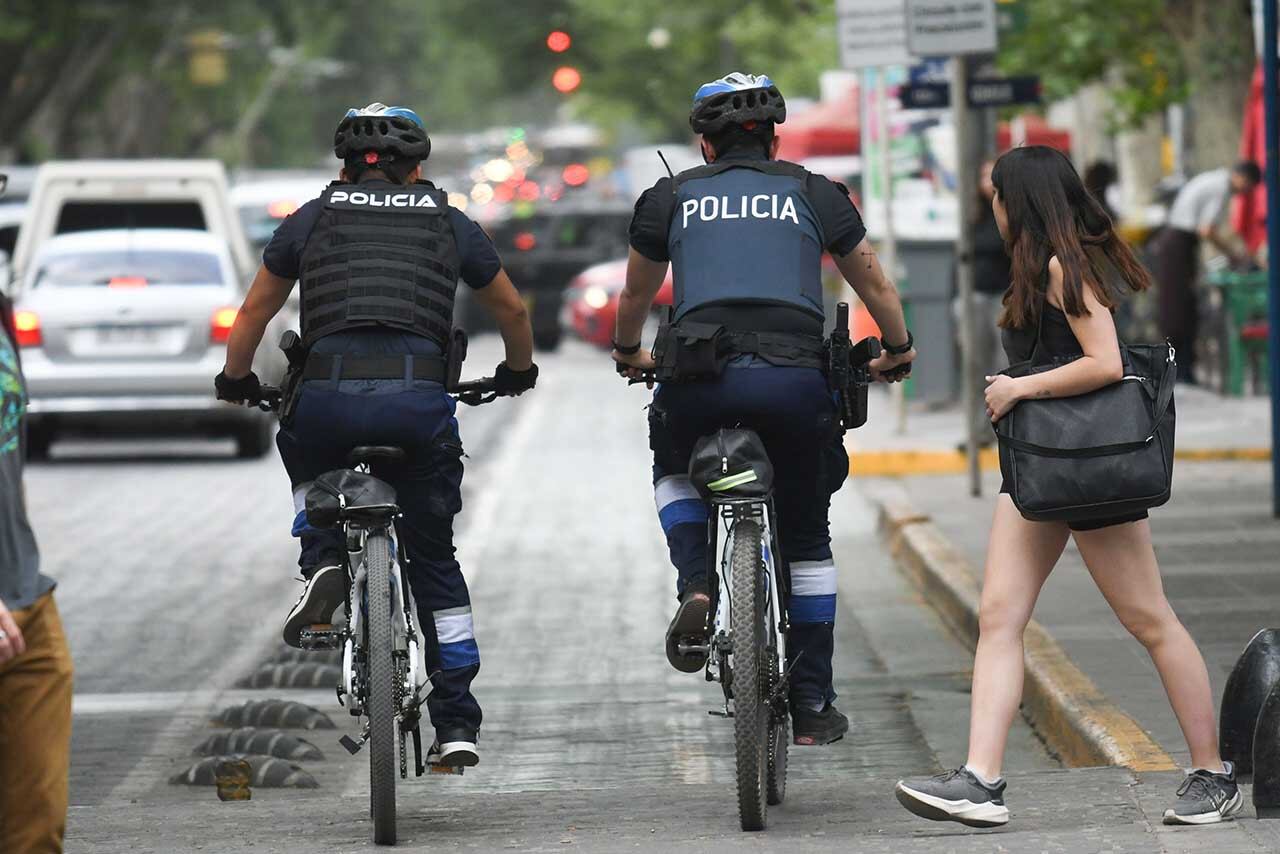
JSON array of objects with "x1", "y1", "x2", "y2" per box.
[{"x1": 462, "y1": 197, "x2": 633, "y2": 350}]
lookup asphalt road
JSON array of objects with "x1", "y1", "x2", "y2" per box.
[{"x1": 37, "y1": 336, "x2": 1260, "y2": 853}]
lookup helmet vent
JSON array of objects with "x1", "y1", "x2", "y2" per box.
[{"x1": 379, "y1": 120, "x2": 389, "y2": 134}]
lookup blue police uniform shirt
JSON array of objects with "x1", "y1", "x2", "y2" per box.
[{"x1": 263, "y1": 180, "x2": 501, "y2": 358}]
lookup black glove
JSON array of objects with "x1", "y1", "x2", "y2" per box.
[
  {"x1": 493, "y1": 362, "x2": 538, "y2": 396},
  {"x1": 215, "y1": 370, "x2": 262, "y2": 403}
]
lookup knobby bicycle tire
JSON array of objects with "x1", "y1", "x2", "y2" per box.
[
  {"x1": 365, "y1": 530, "x2": 398, "y2": 845},
  {"x1": 730, "y1": 519, "x2": 769, "y2": 831}
]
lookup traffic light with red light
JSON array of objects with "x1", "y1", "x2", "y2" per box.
[{"x1": 552, "y1": 66, "x2": 582, "y2": 93}]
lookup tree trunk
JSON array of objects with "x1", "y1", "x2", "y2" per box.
[{"x1": 1167, "y1": 0, "x2": 1256, "y2": 172}]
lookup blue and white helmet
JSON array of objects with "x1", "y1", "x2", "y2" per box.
[
  {"x1": 334, "y1": 102, "x2": 431, "y2": 161},
  {"x1": 689, "y1": 73, "x2": 786, "y2": 135}
]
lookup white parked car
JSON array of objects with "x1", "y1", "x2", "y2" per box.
[{"x1": 14, "y1": 229, "x2": 286, "y2": 458}]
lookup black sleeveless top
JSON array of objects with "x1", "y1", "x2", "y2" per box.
[{"x1": 1000, "y1": 299, "x2": 1082, "y2": 366}]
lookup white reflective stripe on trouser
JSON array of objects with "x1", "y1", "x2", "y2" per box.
[
  {"x1": 433, "y1": 606, "x2": 475, "y2": 644},
  {"x1": 653, "y1": 474, "x2": 700, "y2": 513},
  {"x1": 790, "y1": 559, "x2": 837, "y2": 596},
  {"x1": 789, "y1": 559, "x2": 837, "y2": 624},
  {"x1": 292, "y1": 481, "x2": 314, "y2": 514}
]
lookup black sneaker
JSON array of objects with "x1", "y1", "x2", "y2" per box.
[
  {"x1": 1163, "y1": 764, "x2": 1243, "y2": 825},
  {"x1": 792, "y1": 703, "x2": 849, "y2": 745},
  {"x1": 282, "y1": 565, "x2": 346, "y2": 648},
  {"x1": 427, "y1": 727, "x2": 479, "y2": 768},
  {"x1": 665, "y1": 583, "x2": 711, "y2": 673},
  {"x1": 895, "y1": 767, "x2": 1010, "y2": 827}
]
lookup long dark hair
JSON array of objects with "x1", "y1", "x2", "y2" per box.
[{"x1": 991, "y1": 146, "x2": 1149, "y2": 328}]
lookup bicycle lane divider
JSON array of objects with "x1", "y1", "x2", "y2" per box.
[
  {"x1": 339, "y1": 376, "x2": 552, "y2": 798},
  {"x1": 870, "y1": 485, "x2": 1177, "y2": 772}
]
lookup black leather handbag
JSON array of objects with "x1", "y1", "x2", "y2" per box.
[{"x1": 994, "y1": 306, "x2": 1177, "y2": 523}]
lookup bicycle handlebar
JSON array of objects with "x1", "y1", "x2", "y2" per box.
[
  {"x1": 614, "y1": 335, "x2": 887, "y2": 386},
  {"x1": 242, "y1": 378, "x2": 503, "y2": 413}
]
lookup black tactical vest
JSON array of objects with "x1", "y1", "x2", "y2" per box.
[
  {"x1": 667, "y1": 160, "x2": 825, "y2": 323},
  {"x1": 299, "y1": 181, "x2": 460, "y2": 348}
]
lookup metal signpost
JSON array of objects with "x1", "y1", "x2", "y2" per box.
[
  {"x1": 837, "y1": 1, "x2": 916, "y2": 431},
  {"x1": 906, "y1": 0, "x2": 998, "y2": 498}
]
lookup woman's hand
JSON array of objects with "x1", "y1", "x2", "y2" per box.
[{"x1": 984, "y1": 374, "x2": 1027, "y2": 422}]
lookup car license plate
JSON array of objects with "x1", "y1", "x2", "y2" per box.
[{"x1": 97, "y1": 325, "x2": 162, "y2": 346}]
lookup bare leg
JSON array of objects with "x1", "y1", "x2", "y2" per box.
[
  {"x1": 965, "y1": 496, "x2": 1070, "y2": 780},
  {"x1": 1073, "y1": 519, "x2": 1223, "y2": 771}
]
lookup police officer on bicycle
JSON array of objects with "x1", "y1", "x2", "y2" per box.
[
  {"x1": 614, "y1": 74, "x2": 915, "y2": 745},
  {"x1": 216, "y1": 103, "x2": 537, "y2": 767}
]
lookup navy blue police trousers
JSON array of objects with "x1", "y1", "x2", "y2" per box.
[
  {"x1": 276, "y1": 378, "x2": 481, "y2": 734},
  {"x1": 648, "y1": 362, "x2": 849, "y2": 711}
]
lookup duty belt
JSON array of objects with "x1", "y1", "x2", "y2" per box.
[
  {"x1": 722, "y1": 330, "x2": 826, "y2": 367},
  {"x1": 302, "y1": 354, "x2": 448, "y2": 383}
]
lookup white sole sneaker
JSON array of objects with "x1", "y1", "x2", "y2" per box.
[
  {"x1": 895, "y1": 781, "x2": 1010, "y2": 828},
  {"x1": 282, "y1": 565, "x2": 346, "y2": 648},
  {"x1": 1163, "y1": 789, "x2": 1244, "y2": 825},
  {"x1": 428, "y1": 740, "x2": 479, "y2": 768}
]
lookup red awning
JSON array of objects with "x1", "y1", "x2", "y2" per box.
[
  {"x1": 1234, "y1": 63, "x2": 1266, "y2": 252},
  {"x1": 777, "y1": 89, "x2": 861, "y2": 160},
  {"x1": 996, "y1": 114, "x2": 1072, "y2": 153}
]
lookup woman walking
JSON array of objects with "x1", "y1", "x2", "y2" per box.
[{"x1": 895, "y1": 146, "x2": 1239, "y2": 828}]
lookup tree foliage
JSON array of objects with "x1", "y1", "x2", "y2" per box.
[
  {"x1": 1, "y1": 0, "x2": 838, "y2": 165},
  {"x1": 999, "y1": 0, "x2": 1254, "y2": 132}
]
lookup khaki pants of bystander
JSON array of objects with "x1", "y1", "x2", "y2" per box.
[{"x1": 0, "y1": 592, "x2": 73, "y2": 854}]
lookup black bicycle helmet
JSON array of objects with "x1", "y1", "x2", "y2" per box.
[
  {"x1": 333, "y1": 103, "x2": 431, "y2": 161},
  {"x1": 689, "y1": 73, "x2": 786, "y2": 135}
]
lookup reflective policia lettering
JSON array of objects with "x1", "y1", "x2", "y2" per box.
[
  {"x1": 681, "y1": 193, "x2": 800, "y2": 228},
  {"x1": 330, "y1": 189, "x2": 438, "y2": 208}
]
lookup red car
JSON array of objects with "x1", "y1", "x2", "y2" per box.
[{"x1": 566, "y1": 257, "x2": 673, "y2": 348}]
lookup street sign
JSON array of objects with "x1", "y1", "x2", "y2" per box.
[
  {"x1": 906, "y1": 0, "x2": 998, "y2": 56},
  {"x1": 837, "y1": 0, "x2": 916, "y2": 69},
  {"x1": 899, "y1": 75, "x2": 1040, "y2": 109}
]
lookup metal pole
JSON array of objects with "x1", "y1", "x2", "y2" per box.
[
  {"x1": 1264, "y1": 0, "x2": 1280, "y2": 516},
  {"x1": 875, "y1": 68, "x2": 908, "y2": 433},
  {"x1": 953, "y1": 57, "x2": 982, "y2": 496}
]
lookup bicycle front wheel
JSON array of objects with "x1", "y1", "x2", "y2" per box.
[
  {"x1": 730, "y1": 518, "x2": 769, "y2": 831},
  {"x1": 365, "y1": 530, "x2": 398, "y2": 845}
]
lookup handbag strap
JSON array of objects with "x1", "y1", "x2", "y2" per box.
[{"x1": 996, "y1": 355, "x2": 1176, "y2": 458}]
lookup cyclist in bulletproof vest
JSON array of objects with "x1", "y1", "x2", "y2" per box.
[
  {"x1": 215, "y1": 103, "x2": 536, "y2": 767},
  {"x1": 614, "y1": 74, "x2": 916, "y2": 745}
]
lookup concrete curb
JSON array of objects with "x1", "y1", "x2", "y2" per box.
[
  {"x1": 876, "y1": 496, "x2": 1178, "y2": 772},
  {"x1": 849, "y1": 447, "x2": 1271, "y2": 478}
]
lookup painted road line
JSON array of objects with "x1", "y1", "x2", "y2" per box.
[{"x1": 848, "y1": 447, "x2": 1271, "y2": 477}]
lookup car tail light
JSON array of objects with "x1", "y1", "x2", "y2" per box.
[
  {"x1": 210, "y1": 307, "x2": 238, "y2": 344},
  {"x1": 109, "y1": 276, "x2": 147, "y2": 288},
  {"x1": 13, "y1": 311, "x2": 41, "y2": 348},
  {"x1": 514, "y1": 232, "x2": 537, "y2": 251}
]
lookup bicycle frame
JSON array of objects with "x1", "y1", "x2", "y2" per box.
[{"x1": 705, "y1": 496, "x2": 788, "y2": 715}]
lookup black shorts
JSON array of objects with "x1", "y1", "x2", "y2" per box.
[{"x1": 999, "y1": 480, "x2": 1148, "y2": 531}]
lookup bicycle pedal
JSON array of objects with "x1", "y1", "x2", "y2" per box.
[
  {"x1": 428, "y1": 763, "x2": 464, "y2": 776},
  {"x1": 339, "y1": 734, "x2": 364, "y2": 755},
  {"x1": 676, "y1": 642, "x2": 710, "y2": 655},
  {"x1": 708, "y1": 709, "x2": 734, "y2": 718},
  {"x1": 299, "y1": 625, "x2": 343, "y2": 650}
]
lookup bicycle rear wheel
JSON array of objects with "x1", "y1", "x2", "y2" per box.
[
  {"x1": 365, "y1": 530, "x2": 398, "y2": 845},
  {"x1": 730, "y1": 518, "x2": 769, "y2": 831}
]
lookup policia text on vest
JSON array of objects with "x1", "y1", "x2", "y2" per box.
[
  {"x1": 328, "y1": 188, "x2": 440, "y2": 209},
  {"x1": 680, "y1": 193, "x2": 801, "y2": 227}
]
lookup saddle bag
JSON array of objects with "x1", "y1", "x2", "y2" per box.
[
  {"x1": 305, "y1": 469, "x2": 399, "y2": 528},
  {"x1": 689, "y1": 428, "x2": 774, "y2": 500}
]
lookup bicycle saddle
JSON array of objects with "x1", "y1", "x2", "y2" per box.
[{"x1": 348, "y1": 446, "x2": 407, "y2": 467}]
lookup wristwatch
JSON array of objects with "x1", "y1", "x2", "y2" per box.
[
  {"x1": 881, "y1": 330, "x2": 913, "y2": 356},
  {"x1": 612, "y1": 338, "x2": 641, "y2": 355}
]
